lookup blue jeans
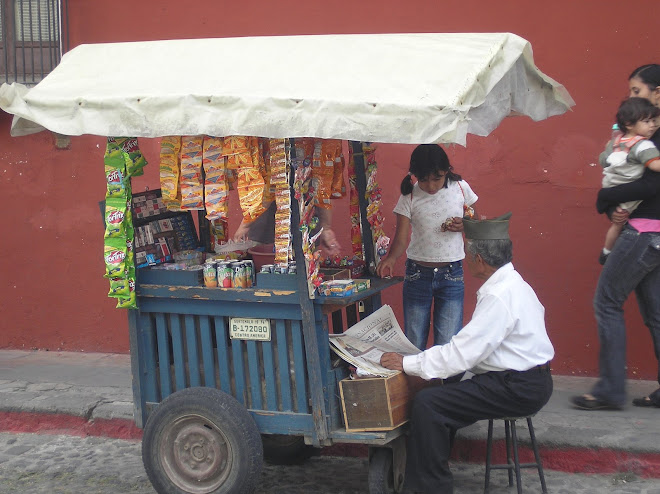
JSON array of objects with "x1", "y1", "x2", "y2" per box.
[
  {"x1": 591, "y1": 225, "x2": 660, "y2": 406},
  {"x1": 403, "y1": 259, "x2": 464, "y2": 350}
]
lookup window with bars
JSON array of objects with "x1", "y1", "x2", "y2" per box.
[{"x1": 1, "y1": 0, "x2": 68, "y2": 85}]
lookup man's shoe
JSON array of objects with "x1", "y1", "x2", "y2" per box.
[{"x1": 571, "y1": 394, "x2": 622, "y2": 411}]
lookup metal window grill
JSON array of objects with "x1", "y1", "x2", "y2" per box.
[{"x1": 1, "y1": 0, "x2": 68, "y2": 85}]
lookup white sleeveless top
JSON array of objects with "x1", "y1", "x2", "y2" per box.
[{"x1": 393, "y1": 180, "x2": 477, "y2": 263}]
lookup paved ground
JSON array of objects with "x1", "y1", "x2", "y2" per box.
[
  {"x1": 1, "y1": 432, "x2": 660, "y2": 494},
  {"x1": 3, "y1": 349, "x2": 660, "y2": 493}
]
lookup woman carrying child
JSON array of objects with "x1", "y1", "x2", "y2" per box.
[
  {"x1": 376, "y1": 144, "x2": 478, "y2": 351},
  {"x1": 598, "y1": 97, "x2": 660, "y2": 264},
  {"x1": 572, "y1": 64, "x2": 660, "y2": 411}
]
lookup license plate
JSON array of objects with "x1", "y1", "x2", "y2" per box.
[{"x1": 229, "y1": 318, "x2": 271, "y2": 341}]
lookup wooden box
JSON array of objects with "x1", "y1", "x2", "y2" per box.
[{"x1": 339, "y1": 372, "x2": 422, "y2": 431}]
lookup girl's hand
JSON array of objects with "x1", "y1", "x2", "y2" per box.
[
  {"x1": 445, "y1": 217, "x2": 464, "y2": 232},
  {"x1": 376, "y1": 256, "x2": 396, "y2": 278}
]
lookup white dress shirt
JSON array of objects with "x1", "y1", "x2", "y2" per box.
[{"x1": 403, "y1": 263, "x2": 555, "y2": 380}]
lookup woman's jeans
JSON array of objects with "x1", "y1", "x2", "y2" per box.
[
  {"x1": 592, "y1": 225, "x2": 660, "y2": 406},
  {"x1": 403, "y1": 259, "x2": 464, "y2": 350}
]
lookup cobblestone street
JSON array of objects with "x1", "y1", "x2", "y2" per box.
[{"x1": 2, "y1": 433, "x2": 660, "y2": 494}]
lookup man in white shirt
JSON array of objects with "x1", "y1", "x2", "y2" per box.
[{"x1": 380, "y1": 212, "x2": 554, "y2": 494}]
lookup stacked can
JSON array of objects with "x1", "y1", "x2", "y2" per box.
[
  {"x1": 217, "y1": 261, "x2": 233, "y2": 288},
  {"x1": 231, "y1": 261, "x2": 247, "y2": 288},
  {"x1": 260, "y1": 264, "x2": 274, "y2": 274},
  {"x1": 243, "y1": 260, "x2": 254, "y2": 288},
  {"x1": 203, "y1": 260, "x2": 218, "y2": 287}
]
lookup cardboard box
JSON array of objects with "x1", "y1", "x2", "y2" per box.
[
  {"x1": 339, "y1": 372, "x2": 428, "y2": 431},
  {"x1": 319, "y1": 268, "x2": 351, "y2": 280}
]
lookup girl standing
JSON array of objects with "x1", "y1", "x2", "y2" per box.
[{"x1": 376, "y1": 144, "x2": 478, "y2": 350}]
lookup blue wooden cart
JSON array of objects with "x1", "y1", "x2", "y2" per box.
[
  {"x1": 130, "y1": 141, "x2": 409, "y2": 494},
  {"x1": 0, "y1": 33, "x2": 574, "y2": 494}
]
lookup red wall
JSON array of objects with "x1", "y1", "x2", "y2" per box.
[{"x1": 1, "y1": 0, "x2": 658, "y2": 379}]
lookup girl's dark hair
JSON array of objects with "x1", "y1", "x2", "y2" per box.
[
  {"x1": 616, "y1": 97, "x2": 660, "y2": 133},
  {"x1": 629, "y1": 64, "x2": 660, "y2": 90},
  {"x1": 400, "y1": 144, "x2": 462, "y2": 195}
]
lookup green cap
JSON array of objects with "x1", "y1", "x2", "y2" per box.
[{"x1": 463, "y1": 212, "x2": 512, "y2": 240}]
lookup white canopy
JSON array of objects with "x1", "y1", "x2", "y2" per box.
[{"x1": 0, "y1": 33, "x2": 574, "y2": 145}]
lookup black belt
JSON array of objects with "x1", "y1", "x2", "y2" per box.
[{"x1": 530, "y1": 362, "x2": 551, "y2": 373}]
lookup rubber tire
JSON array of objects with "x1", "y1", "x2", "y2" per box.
[
  {"x1": 368, "y1": 447, "x2": 397, "y2": 494},
  {"x1": 261, "y1": 434, "x2": 319, "y2": 465},
  {"x1": 142, "y1": 387, "x2": 263, "y2": 494}
]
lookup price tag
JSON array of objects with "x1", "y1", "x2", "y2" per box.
[{"x1": 229, "y1": 318, "x2": 271, "y2": 341}]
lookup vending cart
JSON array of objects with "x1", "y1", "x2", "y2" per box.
[{"x1": 0, "y1": 33, "x2": 574, "y2": 494}]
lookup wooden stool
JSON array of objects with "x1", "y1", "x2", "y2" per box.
[{"x1": 484, "y1": 415, "x2": 547, "y2": 494}]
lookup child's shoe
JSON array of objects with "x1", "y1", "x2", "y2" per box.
[{"x1": 598, "y1": 251, "x2": 609, "y2": 265}]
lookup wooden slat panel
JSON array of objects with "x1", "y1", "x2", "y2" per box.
[
  {"x1": 214, "y1": 316, "x2": 231, "y2": 394},
  {"x1": 290, "y1": 320, "x2": 308, "y2": 413},
  {"x1": 331, "y1": 309, "x2": 344, "y2": 334},
  {"x1": 275, "y1": 319, "x2": 292, "y2": 411},
  {"x1": 139, "y1": 313, "x2": 158, "y2": 403},
  {"x1": 199, "y1": 316, "x2": 216, "y2": 387},
  {"x1": 169, "y1": 314, "x2": 187, "y2": 391},
  {"x1": 154, "y1": 313, "x2": 172, "y2": 399},
  {"x1": 232, "y1": 338, "x2": 246, "y2": 406},
  {"x1": 261, "y1": 337, "x2": 278, "y2": 411},
  {"x1": 346, "y1": 304, "x2": 358, "y2": 327},
  {"x1": 184, "y1": 315, "x2": 201, "y2": 387},
  {"x1": 246, "y1": 341, "x2": 262, "y2": 409}
]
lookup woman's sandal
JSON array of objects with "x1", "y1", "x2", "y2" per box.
[{"x1": 632, "y1": 396, "x2": 660, "y2": 408}]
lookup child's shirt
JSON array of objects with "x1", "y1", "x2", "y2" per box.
[
  {"x1": 393, "y1": 180, "x2": 477, "y2": 263},
  {"x1": 599, "y1": 135, "x2": 660, "y2": 187}
]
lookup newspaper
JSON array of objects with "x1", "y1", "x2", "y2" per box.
[{"x1": 329, "y1": 305, "x2": 421, "y2": 377}]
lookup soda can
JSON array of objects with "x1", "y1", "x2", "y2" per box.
[
  {"x1": 217, "y1": 262, "x2": 233, "y2": 288},
  {"x1": 243, "y1": 260, "x2": 254, "y2": 288},
  {"x1": 231, "y1": 261, "x2": 247, "y2": 288},
  {"x1": 288, "y1": 261, "x2": 297, "y2": 275},
  {"x1": 275, "y1": 263, "x2": 288, "y2": 275},
  {"x1": 260, "y1": 264, "x2": 274, "y2": 273},
  {"x1": 203, "y1": 261, "x2": 218, "y2": 287}
]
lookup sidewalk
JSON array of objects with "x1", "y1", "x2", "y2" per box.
[{"x1": 1, "y1": 349, "x2": 660, "y2": 477}]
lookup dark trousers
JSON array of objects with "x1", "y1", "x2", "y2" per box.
[{"x1": 404, "y1": 366, "x2": 553, "y2": 494}]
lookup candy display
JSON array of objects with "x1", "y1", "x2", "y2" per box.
[
  {"x1": 103, "y1": 138, "x2": 140, "y2": 309},
  {"x1": 346, "y1": 146, "x2": 364, "y2": 260},
  {"x1": 105, "y1": 132, "x2": 384, "y2": 298},
  {"x1": 362, "y1": 143, "x2": 390, "y2": 266},
  {"x1": 202, "y1": 136, "x2": 229, "y2": 221},
  {"x1": 179, "y1": 136, "x2": 205, "y2": 210},
  {"x1": 311, "y1": 139, "x2": 343, "y2": 209},
  {"x1": 159, "y1": 136, "x2": 182, "y2": 209},
  {"x1": 268, "y1": 138, "x2": 292, "y2": 265}
]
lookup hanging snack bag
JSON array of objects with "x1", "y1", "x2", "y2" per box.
[
  {"x1": 160, "y1": 136, "x2": 182, "y2": 206},
  {"x1": 104, "y1": 197, "x2": 129, "y2": 239},
  {"x1": 111, "y1": 137, "x2": 147, "y2": 177},
  {"x1": 104, "y1": 238, "x2": 128, "y2": 278},
  {"x1": 116, "y1": 277, "x2": 137, "y2": 309},
  {"x1": 203, "y1": 136, "x2": 229, "y2": 221},
  {"x1": 180, "y1": 136, "x2": 205, "y2": 210},
  {"x1": 105, "y1": 140, "x2": 128, "y2": 199}
]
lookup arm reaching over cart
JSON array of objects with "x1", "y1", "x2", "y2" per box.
[{"x1": 233, "y1": 201, "x2": 341, "y2": 256}]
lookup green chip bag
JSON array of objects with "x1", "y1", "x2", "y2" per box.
[
  {"x1": 104, "y1": 197, "x2": 128, "y2": 239},
  {"x1": 104, "y1": 237, "x2": 128, "y2": 278}
]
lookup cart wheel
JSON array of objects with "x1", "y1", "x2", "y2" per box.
[
  {"x1": 368, "y1": 447, "x2": 402, "y2": 494},
  {"x1": 142, "y1": 387, "x2": 263, "y2": 494},
  {"x1": 261, "y1": 434, "x2": 319, "y2": 465}
]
